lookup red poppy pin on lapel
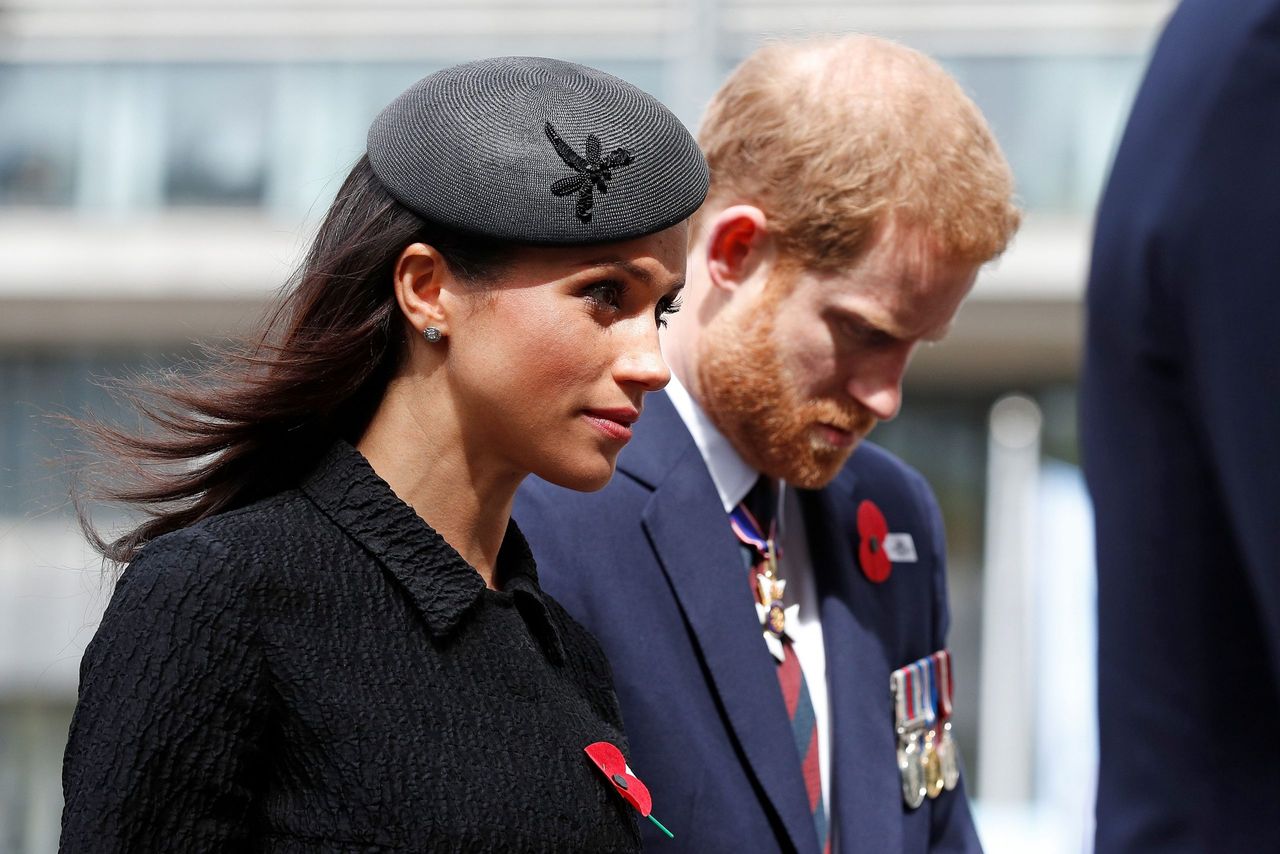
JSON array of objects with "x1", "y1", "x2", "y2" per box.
[
  {"x1": 857, "y1": 499, "x2": 893, "y2": 583},
  {"x1": 584, "y1": 741, "x2": 673, "y2": 838}
]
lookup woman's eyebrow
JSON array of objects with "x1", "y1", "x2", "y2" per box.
[
  {"x1": 573, "y1": 259, "x2": 655, "y2": 284},
  {"x1": 575, "y1": 258, "x2": 684, "y2": 292}
]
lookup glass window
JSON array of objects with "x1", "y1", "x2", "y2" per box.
[
  {"x1": 0, "y1": 65, "x2": 88, "y2": 206},
  {"x1": 942, "y1": 55, "x2": 1146, "y2": 213},
  {"x1": 161, "y1": 65, "x2": 272, "y2": 207},
  {"x1": 0, "y1": 57, "x2": 668, "y2": 217},
  {"x1": 0, "y1": 348, "x2": 199, "y2": 518}
]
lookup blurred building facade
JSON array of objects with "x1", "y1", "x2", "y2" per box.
[{"x1": 0, "y1": 1, "x2": 1172, "y2": 851}]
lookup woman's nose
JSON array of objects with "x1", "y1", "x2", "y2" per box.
[{"x1": 615, "y1": 322, "x2": 672, "y2": 392}]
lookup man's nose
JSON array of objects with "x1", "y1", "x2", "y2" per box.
[{"x1": 845, "y1": 354, "x2": 909, "y2": 421}]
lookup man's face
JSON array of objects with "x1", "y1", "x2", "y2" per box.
[{"x1": 695, "y1": 224, "x2": 980, "y2": 488}]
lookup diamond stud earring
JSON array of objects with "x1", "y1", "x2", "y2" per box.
[{"x1": 423, "y1": 327, "x2": 443, "y2": 343}]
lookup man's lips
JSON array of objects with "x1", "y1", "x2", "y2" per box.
[
  {"x1": 583, "y1": 407, "x2": 640, "y2": 442},
  {"x1": 815, "y1": 422, "x2": 857, "y2": 448}
]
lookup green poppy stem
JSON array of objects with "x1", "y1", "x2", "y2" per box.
[{"x1": 648, "y1": 814, "x2": 674, "y2": 839}]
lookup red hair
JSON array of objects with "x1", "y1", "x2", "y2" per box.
[{"x1": 695, "y1": 35, "x2": 1020, "y2": 270}]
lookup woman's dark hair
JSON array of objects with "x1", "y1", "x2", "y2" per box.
[{"x1": 76, "y1": 155, "x2": 513, "y2": 565}]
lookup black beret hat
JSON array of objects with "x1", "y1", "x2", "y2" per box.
[{"x1": 367, "y1": 56, "x2": 709, "y2": 245}]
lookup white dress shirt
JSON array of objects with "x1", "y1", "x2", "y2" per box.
[{"x1": 664, "y1": 376, "x2": 833, "y2": 824}]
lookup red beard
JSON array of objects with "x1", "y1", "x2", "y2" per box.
[{"x1": 695, "y1": 282, "x2": 875, "y2": 489}]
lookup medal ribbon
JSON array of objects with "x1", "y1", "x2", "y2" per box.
[
  {"x1": 895, "y1": 651, "x2": 956, "y2": 730},
  {"x1": 728, "y1": 502, "x2": 777, "y2": 561},
  {"x1": 896, "y1": 663, "x2": 932, "y2": 729},
  {"x1": 915, "y1": 660, "x2": 935, "y2": 727},
  {"x1": 905, "y1": 666, "x2": 917, "y2": 724},
  {"x1": 730, "y1": 485, "x2": 827, "y2": 853},
  {"x1": 933, "y1": 651, "x2": 953, "y2": 721},
  {"x1": 926, "y1": 658, "x2": 939, "y2": 727},
  {"x1": 911, "y1": 663, "x2": 920, "y2": 723}
]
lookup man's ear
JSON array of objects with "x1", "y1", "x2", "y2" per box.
[
  {"x1": 392, "y1": 243, "x2": 452, "y2": 339},
  {"x1": 704, "y1": 205, "x2": 773, "y2": 293}
]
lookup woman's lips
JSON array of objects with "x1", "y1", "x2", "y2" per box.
[{"x1": 583, "y1": 408, "x2": 639, "y2": 442}]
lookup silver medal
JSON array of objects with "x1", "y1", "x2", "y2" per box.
[
  {"x1": 898, "y1": 729, "x2": 926, "y2": 809},
  {"x1": 938, "y1": 720, "x2": 960, "y2": 790}
]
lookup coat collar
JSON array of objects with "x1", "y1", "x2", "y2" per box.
[
  {"x1": 663, "y1": 373, "x2": 759, "y2": 512},
  {"x1": 623, "y1": 392, "x2": 822, "y2": 853},
  {"x1": 301, "y1": 441, "x2": 564, "y2": 662},
  {"x1": 626, "y1": 393, "x2": 905, "y2": 853}
]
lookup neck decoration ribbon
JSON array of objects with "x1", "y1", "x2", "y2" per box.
[{"x1": 730, "y1": 501, "x2": 797, "y2": 663}]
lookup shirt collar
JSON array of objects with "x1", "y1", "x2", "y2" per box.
[
  {"x1": 301, "y1": 441, "x2": 564, "y2": 662},
  {"x1": 665, "y1": 373, "x2": 761, "y2": 513}
]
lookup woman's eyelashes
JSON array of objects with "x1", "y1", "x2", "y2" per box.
[{"x1": 656, "y1": 292, "x2": 683, "y2": 328}]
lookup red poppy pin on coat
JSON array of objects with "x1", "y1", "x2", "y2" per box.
[
  {"x1": 857, "y1": 499, "x2": 893, "y2": 583},
  {"x1": 584, "y1": 741, "x2": 674, "y2": 838}
]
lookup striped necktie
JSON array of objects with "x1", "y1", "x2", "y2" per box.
[{"x1": 731, "y1": 477, "x2": 830, "y2": 854}]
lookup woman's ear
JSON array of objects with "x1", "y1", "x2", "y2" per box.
[
  {"x1": 703, "y1": 205, "x2": 773, "y2": 294},
  {"x1": 392, "y1": 243, "x2": 451, "y2": 338}
]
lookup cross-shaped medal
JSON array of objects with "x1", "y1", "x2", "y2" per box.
[{"x1": 754, "y1": 539, "x2": 798, "y2": 663}]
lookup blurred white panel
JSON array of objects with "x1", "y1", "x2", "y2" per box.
[
  {"x1": 977, "y1": 394, "x2": 1041, "y2": 801},
  {"x1": 972, "y1": 458, "x2": 1097, "y2": 854},
  {"x1": 0, "y1": 516, "x2": 107, "y2": 699},
  {"x1": 0, "y1": 0, "x2": 1173, "y2": 61},
  {"x1": 723, "y1": 0, "x2": 1173, "y2": 55},
  {"x1": 1032, "y1": 460, "x2": 1097, "y2": 853},
  {"x1": 974, "y1": 215, "x2": 1088, "y2": 300},
  {"x1": 0, "y1": 1, "x2": 674, "y2": 62}
]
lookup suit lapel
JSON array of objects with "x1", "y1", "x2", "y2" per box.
[
  {"x1": 622, "y1": 393, "x2": 819, "y2": 854},
  {"x1": 801, "y1": 471, "x2": 904, "y2": 853}
]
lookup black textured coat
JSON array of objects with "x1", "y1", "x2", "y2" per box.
[{"x1": 60, "y1": 442, "x2": 641, "y2": 853}]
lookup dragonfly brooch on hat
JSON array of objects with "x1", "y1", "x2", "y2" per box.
[{"x1": 545, "y1": 122, "x2": 634, "y2": 223}]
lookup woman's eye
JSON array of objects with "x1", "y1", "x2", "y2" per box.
[{"x1": 584, "y1": 281, "x2": 624, "y2": 311}]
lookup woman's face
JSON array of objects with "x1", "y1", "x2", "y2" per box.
[{"x1": 438, "y1": 224, "x2": 687, "y2": 491}]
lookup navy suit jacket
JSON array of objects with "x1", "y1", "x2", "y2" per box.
[
  {"x1": 1083, "y1": 1, "x2": 1280, "y2": 850},
  {"x1": 515, "y1": 391, "x2": 981, "y2": 853}
]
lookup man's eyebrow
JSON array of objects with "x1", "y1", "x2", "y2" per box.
[
  {"x1": 834, "y1": 308, "x2": 905, "y2": 343},
  {"x1": 835, "y1": 307, "x2": 951, "y2": 344}
]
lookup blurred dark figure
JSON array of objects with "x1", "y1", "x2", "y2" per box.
[{"x1": 1083, "y1": 0, "x2": 1280, "y2": 851}]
